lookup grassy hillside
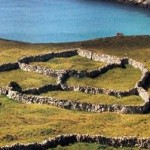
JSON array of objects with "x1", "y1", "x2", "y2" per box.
[
  {"x1": 0, "y1": 95, "x2": 150, "y2": 147},
  {"x1": 0, "y1": 36, "x2": 150, "y2": 70},
  {"x1": 0, "y1": 36, "x2": 150, "y2": 148}
]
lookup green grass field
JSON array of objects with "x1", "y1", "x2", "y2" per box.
[
  {"x1": 31, "y1": 55, "x2": 105, "y2": 71},
  {"x1": 0, "y1": 36, "x2": 150, "y2": 148},
  {"x1": 0, "y1": 69, "x2": 56, "y2": 89},
  {"x1": 0, "y1": 95, "x2": 150, "y2": 147},
  {"x1": 42, "y1": 91, "x2": 143, "y2": 106},
  {"x1": 67, "y1": 65, "x2": 141, "y2": 91},
  {"x1": 1, "y1": 36, "x2": 150, "y2": 70}
]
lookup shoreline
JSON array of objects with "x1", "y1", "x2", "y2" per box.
[
  {"x1": 0, "y1": 1, "x2": 149, "y2": 45},
  {"x1": 0, "y1": 35, "x2": 150, "y2": 45},
  {"x1": 113, "y1": 0, "x2": 150, "y2": 8}
]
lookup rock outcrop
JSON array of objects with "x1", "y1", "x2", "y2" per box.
[{"x1": 115, "y1": 0, "x2": 150, "y2": 8}]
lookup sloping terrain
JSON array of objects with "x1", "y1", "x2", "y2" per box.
[{"x1": 0, "y1": 36, "x2": 150, "y2": 149}]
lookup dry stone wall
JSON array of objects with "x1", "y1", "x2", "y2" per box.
[
  {"x1": 18, "y1": 49, "x2": 78, "y2": 64},
  {"x1": 0, "y1": 49, "x2": 150, "y2": 149},
  {"x1": 19, "y1": 63, "x2": 59, "y2": 77},
  {"x1": 22, "y1": 84, "x2": 62, "y2": 95},
  {"x1": 5, "y1": 89, "x2": 148, "y2": 114},
  {"x1": 129, "y1": 58, "x2": 150, "y2": 88},
  {"x1": 4, "y1": 81, "x2": 148, "y2": 114},
  {"x1": 137, "y1": 87, "x2": 150, "y2": 111},
  {"x1": 65, "y1": 63, "x2": 122, "y2": 78},
  {"x1": 0, "y1": 134, "x2": 150, "y2": 150},
  {"x1": 77, "y1": 49, "x2": 121, "y2": 64},
  {"x1": 62, "y1": 85, "x2": 138, "y2": 97},
  {"x1": 0, "y1": 62, "x2": 19, "y2": 71},
  {"x1": 0, "y1": 49, "x2": 149, "y2": 114},
  {"x1": 137, "y1": 87, "x2": 150, "y2": 103}
]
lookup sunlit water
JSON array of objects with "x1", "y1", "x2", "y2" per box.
[{"x1": 0, "y1": 0, "x2": 150, "y2": 43}]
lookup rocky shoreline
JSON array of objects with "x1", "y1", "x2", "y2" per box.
[{"x1": 114, "y1": 0, "x2": 150, "y2": 8}]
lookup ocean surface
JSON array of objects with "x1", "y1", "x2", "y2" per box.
[{"x1": 0, "y1": 0, "x2": 150, "y2": 43}]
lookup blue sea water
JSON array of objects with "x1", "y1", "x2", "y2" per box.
[{"x1": 0, "y1": 0, "x2": 150, "y2": 43}]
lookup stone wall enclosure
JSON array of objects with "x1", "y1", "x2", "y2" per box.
[{"x1": 0, "y1": 48, "x2": 150, "y2": 149}]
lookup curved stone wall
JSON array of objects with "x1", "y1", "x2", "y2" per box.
[
  {"x1": 63, "y1": 85, "x2": 138, "y2": 97},
  {"x1": 78, "y1": 49, "x2": 121, "y2": 64},
  {"x1": 22, "y1": 84, "x2": 61, "y2": 95},
  {"x1": 0, "y1": 49, "x2": 149, "y2": 114},
  {"x1": 19, "y1": 63, "x2": 59, "y2": 77},
  {"x1": 4, "y1": 89, "x2": 148, "y2": 114},
  {"x1": 0, "y1": 62, "x2": 19, "y2": 71},
  {"x1": 0, "y1": 49, "x2": 150, "y2": 148},
  {"x1": 18, "y1": 49, "x2": 78, "y2": 64},
  {"x1": 0, "y1": 134, "x2": 150, "y2": 150}
]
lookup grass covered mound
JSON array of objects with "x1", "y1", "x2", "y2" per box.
[
  {"x1": 0, "y1": 95, "x2": 150, "y2": 147},
  {"x1": 67, "y1": 65, "x2": 141, "y2": 91},
  {"x1": 42, "y1": 91, "x2": 143, "y2": 106},
  {"x1": 0, "y1": 69, "x2": 56, "y2": 89},
  {"x1": 31, "y1": 55, "x2": 105, "y2": 71}
]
